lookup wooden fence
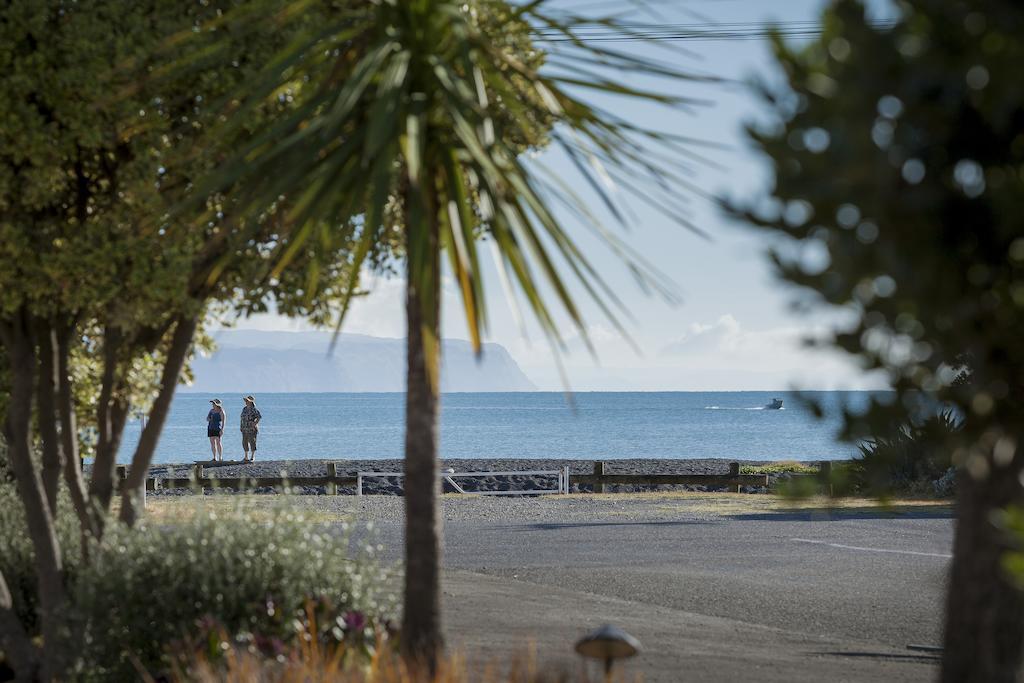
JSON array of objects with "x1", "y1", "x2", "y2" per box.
[
  {"x1": 115, "y1": 460, "x2": 832, "y2": 495},
  {"x1": 121, "y1": 463, "x2": 357, "y2": 493},
  {"x1": 577, "y1": 461, "x2": 832, "y2": 493}
]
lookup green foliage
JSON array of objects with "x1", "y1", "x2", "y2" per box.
[
  {"x1": 850, "y1": 411, "x2": 960, "y2": 496},
  {"x1": 770, "y1": 462, "x2": 855, "y2": 499},
  {"x1": 1000, "y1": 506, "x2": 1024, "y2": 589},
  {"x1": 0, "y1": 483, "x2": 83, "y2": 632},
  {"x1": 740, "y1": 461, "x2": 819, "y2": 475},
  {"x1": 736, "y1": 0, "x2": 1024, "y2": 472},
  {"x1": 0, "y1": 0, "x2": 362, "y2": 461},
  {"x1": 74, "y1": 503, "x2": 395, "y2": 680}
]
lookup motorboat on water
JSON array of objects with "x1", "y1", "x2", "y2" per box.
[{"x1": 765, "y1": 398, "x2": 784, "y2": 410}]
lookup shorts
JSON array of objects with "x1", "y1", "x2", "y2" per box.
[
  {"x1": 208, "y1": 427, "x2": 223, "y2": 438},
  {"x1": 242, "y1": 430, "x2": 258, "y2": 452}
]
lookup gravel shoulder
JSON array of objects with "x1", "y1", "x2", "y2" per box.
[{"x1": 144, "y1": 489, "x2": 952, "y2": 524}]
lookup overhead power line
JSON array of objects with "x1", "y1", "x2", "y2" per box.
[{"x1": 532, "y1": 19, "x2": 899, "y2": 43}]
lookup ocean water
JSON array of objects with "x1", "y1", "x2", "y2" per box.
[{"x1": 116, "y1": 392, "x2": 874, "y2": 464}]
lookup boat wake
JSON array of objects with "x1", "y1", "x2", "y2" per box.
[{"x1": 704, "y1": 406, "x2": 781, "y2": 411}]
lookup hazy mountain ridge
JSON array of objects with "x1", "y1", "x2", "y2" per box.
[{"x1": 184, "y1": 330, "x2": 536, "y2": 393}]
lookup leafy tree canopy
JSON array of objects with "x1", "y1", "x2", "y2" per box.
[
  {"x1": 739, "y1": 5, "x2": 1024, "y2": 676},
  {"x1": 738, "y1": 0, "x2": 1024, "y2": 470}
]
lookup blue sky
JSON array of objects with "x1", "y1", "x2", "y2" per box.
[{"x1": 230, "y1": 0, "x2": 892, "y2": 391}]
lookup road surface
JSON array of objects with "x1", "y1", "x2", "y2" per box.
[{"x1": 359, "y1": 494, "x2": 951, "y2": 681}]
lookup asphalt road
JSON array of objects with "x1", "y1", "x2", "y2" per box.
[
  {"x1": 443, "y1": 511, "x2": 951, "y2": 647},
  {"x1": 352, "y1": 494, "x2": 952, "y2": 681}
]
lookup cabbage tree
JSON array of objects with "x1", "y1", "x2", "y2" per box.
[{"x1": 199, "y1": 0, "x2": 713, "y2": 669}]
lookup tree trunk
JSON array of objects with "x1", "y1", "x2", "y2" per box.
[
  {"x1": 0, "y1": 313, "x2": 68, "y2": 680},
  {"x1": 34, "y1": 318, "x2": 64, "y2": 516},
  {"x1": 119, "y1": 314, "x2": 199, "y2": 526},
  {"x1": 400, "y1": 216, "x2": 444, "y2": 672},
  {"x1": 55, "y1": 320, "x2": 99, "y2": 546},
  {"x1": 0, "y1": 569, "x2": 38, "y2": 681},
  {"x1": 90, "y1": 325, "x2": 123, "y2": 515},
  {"x1": 941, "y1": 456, "x2": 1024, "y2": 682}
]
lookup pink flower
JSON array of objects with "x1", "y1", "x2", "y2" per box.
[{"x1": 343, "y1": 611, "x2": 366, "y2": 632}]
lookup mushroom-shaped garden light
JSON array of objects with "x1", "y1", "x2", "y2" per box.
[{"x1": 575, "y1": 624, "x2": 641, "y2": 680}]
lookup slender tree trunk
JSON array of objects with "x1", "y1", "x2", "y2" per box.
[
  {"x1": 90, "y1": 325, "x2": 128, "y2": 520},
  {"x1": 400, "y1": 213, "x2": 444, "y2": 672},
  {"x1": 941, "y1": 453, "x2": 1024, "y2": 683},
  {"x1": 0, "y1": 569, "x2": 38, "y2": 681},
  {"x1": 119, "y1": 314, "x2": 199, "y2": 526},
  {"x1": 0, "y1": 312, "x2": 68, "y2": 681},
  {"x1": 55, "y1": 320, "x2": 99, "y2": 547},
  {"x1": 34, "y1": 317, "x2": 64, "y2": 516}
]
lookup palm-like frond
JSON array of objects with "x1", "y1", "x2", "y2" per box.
[{"x1": 194, "y1": 0, "x2": 717, "y2": 362}]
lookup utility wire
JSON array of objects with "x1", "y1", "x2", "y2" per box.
[{"x1": 532, "y1": 19, "x2": 898, "y2": 42}]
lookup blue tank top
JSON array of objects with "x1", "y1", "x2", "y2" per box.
[{"x1": 208, "y1": 409, "x2": 223, "y2": 429}]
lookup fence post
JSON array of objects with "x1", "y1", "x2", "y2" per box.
[
  {"x1": 326, "y1": 463, "x2": 338, "y2": 495},
  {"x1": 563, "y1": 466, "x2": 570, "y2": 494},
  {"x1": 820, "y1": 461, "x2": 833, "y2": 496},
  {"x1": 729, "y1": 462, "x2": 740, "y2": 493},
  {"x1": 192, "y1": 463, "x2": 204, "y2": 491},
  {"x1": 356, "y1": 472, "x2": 363, "y2": 497},
  {"x1": 594, "y1": 461, "x2": 606, "y2": 494}
]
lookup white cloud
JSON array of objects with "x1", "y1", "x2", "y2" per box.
[
  {"x1": 341, "y1": 274, "x2": 406, "y2": 339},
  {"x1": 520, "y1": 314, "x2": 885, "y2": 391},
  {"x1": 660, "y1": 314, "x2": 743, "y2": 354},
  {"x1": 219, "y1": 310, "x2": 315, "y2": 333},
  {"x1": 224, "y1": 272, "x2": 476, "y2": 341}
]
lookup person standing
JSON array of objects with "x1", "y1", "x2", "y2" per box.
[
  {"x1": 207, "y1": 399, "x2": 226, "y2": 461},
  {"x1": 240, "y1": 395, "x2": 262, "y2": 462}
]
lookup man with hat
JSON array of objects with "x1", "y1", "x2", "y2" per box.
[{"x1": 240, "y1": 395, "x2": 262, "y2": 462}]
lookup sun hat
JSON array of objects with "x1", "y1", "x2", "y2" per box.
[
  {"x1": 210, "y1": 399, "x2": 222, "y2": 406},
  {"x1": 245, "y1": 395, "x2": 256, "y2": 404}
]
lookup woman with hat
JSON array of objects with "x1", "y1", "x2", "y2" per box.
[
  {"x1": 207, "y1": 398, "x2": 226, "y2": 461},
  {"x1": 240, "y1": 395, "x2": 262, "y2": 462}
]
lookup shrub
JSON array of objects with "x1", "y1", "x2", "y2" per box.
[
  {"x1": 1000, "y1": 506, "x2": 1024, "y2": 591},
  {"x1": 740, "y1": 461, "x2": 819, "y2": 476},
  {"x1": 850, "y1": 411, "x2": 960, "y2": 496},
  {"x1": 73, "y1": 501, "x2": 396, "y2": 680},
  {"x1": 0, "y1": 482, "x2": 83, "y2": 633},
  {"x1": 0, "y1": 486, "x2": 395, "y2": 681},
  {"x1": 0, "y1": 434, "x2": 9, "y2": 480}
]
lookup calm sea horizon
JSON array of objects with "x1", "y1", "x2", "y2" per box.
[{"x1": 115, "y1": 391, "x2": 877, "y2": 465}]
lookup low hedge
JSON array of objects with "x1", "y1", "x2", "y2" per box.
[{"x1": 0, "y1": 486, "x2": 395, "y2": 680}]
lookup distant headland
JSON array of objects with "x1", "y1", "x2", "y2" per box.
[{"x1": 184, "y1": 330, "x2": 537, "y2": 393}]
